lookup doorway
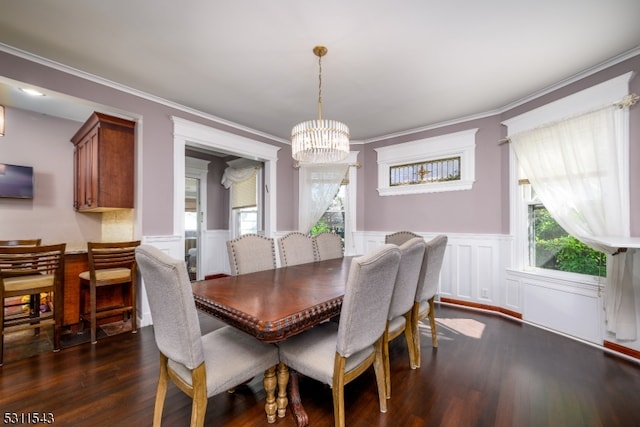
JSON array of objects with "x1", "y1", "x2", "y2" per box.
[
  {"x1": 185, "y1": 157, "x2": 210, "y2": 281},
  {"x1": 184, "y1": 176, "x2": 199, "y2": 281}
]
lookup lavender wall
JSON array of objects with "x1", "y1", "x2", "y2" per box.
[
  {"x1": 0, "y1": 50, "x2": 292, "y2": 235},
  {"x1": 362, "y1": 116, "x2": 506, "y2": 233},
  {"x1": 360, "y1": 54, "x2": 640, "y2": 236},
  {"x1": 1, "y1": 48, "x2": 638, "y2": 238}
]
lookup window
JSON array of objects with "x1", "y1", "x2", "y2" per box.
[
  {"x1": 505, "y1": 72, "x2": 632, "y2": 281},
  {"x1": 234, "y1": 206, "x2": 258, "y2": 236},
  {"x1": 298, "y1": 151, "x2": 358, "y2": 254},
  {"x1": 375, "y1": 128, "x2": 477, "y2": 196},
  {"x1": 224, "y1": 162, "x2": 262, "y2": 238},
  {"x1": 521, "y1": 181, "x2": 606, "y2": 277},
  {"x1": 231, "y1": 171, "x2": 259, "y2": 237},
  {"x1": 311, "y1": 184, "x2": 345, "y2": 241},
  {"x1": 389, "y1": 157, "x2": 461, "y2": 187}
]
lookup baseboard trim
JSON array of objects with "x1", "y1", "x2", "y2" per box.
[
  {"x1": 604, "y1": 340, "x2": 640, "y2": 360},
  {"x1": 440, "y1": 297, "x2": 522, "y2": 320}
]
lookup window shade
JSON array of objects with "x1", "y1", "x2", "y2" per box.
[{"x1": 231, "y1": 171, "x2": 257, "y2": 209}]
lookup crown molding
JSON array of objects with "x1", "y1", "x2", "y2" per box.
[{"x1": 0, "y1": 42, "x2": 288, "y2": 145}]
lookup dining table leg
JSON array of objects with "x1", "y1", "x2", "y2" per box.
[
  {"x1": 263, "y1": 366, "x2": 277, "y2": 423},
  {"x1": 288, "y1": 369, "x2": 309, "y2": 427},
  {"x1": 276, "y1": 362, "x2": 289, "y2": 418}
]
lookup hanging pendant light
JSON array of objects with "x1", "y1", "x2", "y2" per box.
[{"x1": 291, "y1": 46, "x2": 350, "y2": 163}]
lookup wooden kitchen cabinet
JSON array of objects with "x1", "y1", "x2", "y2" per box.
[{"x1": 71, "y1": 112, "x2": 135, "y2": 212}]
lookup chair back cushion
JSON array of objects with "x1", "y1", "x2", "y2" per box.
[
  {"x1": 278, "y1": 232, "x2": 316, "y2": 266},
  {"x1": 388, "y1": 237, "x2": 426, "y2": 320},
  {"x1": 313, "y1": 232, "x2": 343, "y2": 261},
  {"x1": 336, "y1": 244, "x2": 401, "y2": 357},
  {"x1": 385, "y1": 231, "x2": 421, "y2": 246},
  {"x1": 135, "y1": 245, "x2": 204, "y2": 369},
  {"x1": 226, "y1": 234, "x2": 276, "y2": 275},
  {"x1": 415, "y1": 235, "x2": 448, "y2": 303}
]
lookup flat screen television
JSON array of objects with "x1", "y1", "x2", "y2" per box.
[{"x1": 0, "y1": 163, "x2": 34, "y2": 199}]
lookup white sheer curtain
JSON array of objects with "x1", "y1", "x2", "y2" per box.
[
  {"x1": 510, "y1": 105, "x2": 636, "y2": 340},
  {"x1": 298, "y1": 163, "x2": 349, "y2": 234}
]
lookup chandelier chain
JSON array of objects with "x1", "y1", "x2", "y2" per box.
[{"x1": 317, "y1": 52, "x2": 323, "y2": 120}]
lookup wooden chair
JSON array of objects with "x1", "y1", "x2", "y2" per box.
[
  {"x1": 411, "y1": 235, "x2": 448, "y2": 368},
  {"x1": 278, "y1": 244, "x2": 401, "y2": 427},
  {"x1": 135, "y1": 245, "x2": 280, "y2": 427},
  {"x1": 79, "y1": 240, "x2": 140, "y2": 344},
  {"x1": 278, "y1": 232, "x2": 316, "y2": 267},
  {"x1": 0, "y1": 239, "x2": 42, "y2": 326},
  {"x1": 313, "y1": 232, "x2": 343, "y2": 261},
  {"x1": 383, "y1": 237, "x2": 425, "y2": 397},
  {"x1": 385, "y1": 231, "x2": 421, "y2": 246},
  {"x1": 226, "y1": 234, "x2": 276, "y2": 275},
  {"x1": 0, "y1": 243, "x2": 66, "y2": 366}
]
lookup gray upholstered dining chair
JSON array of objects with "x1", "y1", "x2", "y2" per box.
[
  {"x1": 411, "y1": 235, "x2": 448, "y2": 368},
  {"x1": 226, "y1": 233, "x2": 276, "y2": 275},
  {"x1": 278, "y1": 232, "x2": 317, "y2": 267},
  {"x1": 313, "y1": 232, "x2": 343, "y2": 261},
  {"x1": 278, "y1": 244, "x2": 401, "y2": 427},
  {"x1": 383, "y1": 237, "x2": 426, "y2": 397},
  {"x1": 384, "y1": 231, "x2": 421, "y2": 246},
  {"x1": 135, "y1": 245, "x2": 280, "y2": 427}
]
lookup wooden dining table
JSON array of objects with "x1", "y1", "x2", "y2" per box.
[{"x1": 191, "y1": 256, "x2": 353, "y2": 427}]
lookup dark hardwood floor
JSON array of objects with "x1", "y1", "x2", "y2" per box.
[{"x1": 2, "y1": 304, "x2": 640, "y2": 427}]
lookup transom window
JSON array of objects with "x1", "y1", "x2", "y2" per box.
[
  {"x1": 389, "y1": 157, "x2": 461, "y2": 187},
  {"x1": 375, "y1": 128, "x2": 477, "y2": 196}
]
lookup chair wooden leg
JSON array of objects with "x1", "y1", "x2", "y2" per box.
[
  {"x1": 403, "y1": 312, "x2": 418, "y2": 369},
  {"x1": 411, "y1": 302, "x2": 422, "y2": 369},
  {"x1": 0, "y1": 293, "x2": 5, "y2": 366},
  {"x1": 130, "y1": 279, "x2": 137, "y2": 334},
  {"x1": 90, "y1": 283, "x2": 97, "y2": 344},
  {"x1": 190, "y1": 363, "x2": 208, "y2": 427},
  {"x1": 153, "y1": 354, "x2": 169, "y2": 427},
  {"x1": 382, "y1": 325, "x2": 392, "y2": 398},
  {"x1": 332, "y1": 355, "x2": 347, "y2": 427},
  {"x1": 276, "y1": 362, "x2": 289, "y2": 418},
  {"x1": 428, "y1": 297, "x2": 438, "y2": 348},
  {"x1": 263, "y1": 365, "x2": 277, "y2": 423},
  {"x1": 53, "y1": 287, "x2": 62, "y2": 352},
  {"x1": 373, "y1": 338, "x2": 388, "y2": 413}
]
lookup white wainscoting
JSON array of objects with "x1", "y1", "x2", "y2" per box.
[
  {"x1": 202, "y1": 229, "x2": 232, "y2": 276},
  {"x1": 355, "y1": 231, "x2": 605, "y2": 345},
  {"x1": 354, "y1": 231, "x2": 512, "y2": 307},
  {"x1": 508, "y1": 269, "x2": 603, "y2": 344},
  {"x1": 139, "y1": 231, "x2": 608, "y2": 348},
  {"x1": 138, "y1": 235, "x2": 184, "y2": 327}
]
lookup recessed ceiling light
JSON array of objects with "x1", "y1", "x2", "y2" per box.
[{"x1": 20, "y1": 88, "x2": 46, "y2": 96}]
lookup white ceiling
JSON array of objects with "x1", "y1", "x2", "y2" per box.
[{"x1": 1, "y1": 1, "x2": 639, "y2": 142}]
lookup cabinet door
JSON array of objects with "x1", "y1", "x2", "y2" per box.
[{"x1": 75, "y1": 131, "x2": 99, "y2": 210}]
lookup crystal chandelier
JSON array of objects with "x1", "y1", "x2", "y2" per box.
[{"x1": 291, "y1": 46, "x2": 350, "y2": 163}]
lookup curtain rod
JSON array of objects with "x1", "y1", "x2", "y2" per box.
[{"x1": 498, "y1": 92, "x2": 639, "y2": 145}]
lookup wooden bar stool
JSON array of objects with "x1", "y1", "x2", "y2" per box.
[
  {"x1": 79, "y1": 241, "x2": 140, "y2": 344},
  {"x1": 0, "y1": 243, "x2": 66, "y2": 366}
]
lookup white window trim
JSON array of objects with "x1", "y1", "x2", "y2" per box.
[
  {"x1": 503, "y1": 72, "x2": 632, "y2": 274},
  {"x1": 375, "y1": 128, "x2": 478, "y2": 196}
]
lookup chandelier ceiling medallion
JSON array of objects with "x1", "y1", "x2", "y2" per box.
[{"x1": 291, "y1": 46, "x2": 350, "y2": 164}]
